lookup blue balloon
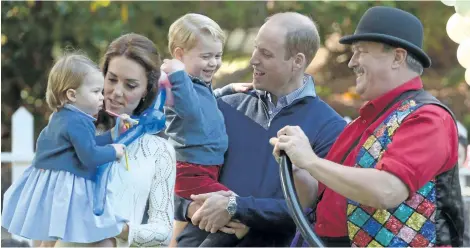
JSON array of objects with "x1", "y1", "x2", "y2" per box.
[{"x1": 93, "y1": 89, "x2": 167, "y2": 216}]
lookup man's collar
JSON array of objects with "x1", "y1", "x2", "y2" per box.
[
  {"x1": 256, "y1": 74, "x2": 317, "y2": 102},
  {"x1": 359, "y1": 76, "x2": 423, "y2": 118}
]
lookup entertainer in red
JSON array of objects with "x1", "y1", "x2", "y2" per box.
[{"x1": 272, "y1": 6, "x2": 465, "y2": 247}]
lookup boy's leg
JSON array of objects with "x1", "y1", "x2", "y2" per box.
[
  {"x1": 176, "y1": 223, "x2": 209, "y2": 247},
  {"x1": 170, "y1": 220, "x2": 188, "y2": 247},
  {"x1": 175, "y1": 162, "x2": 232, "y2": 247},
  {"x1": 175, "y1": 162, "x2": 229, "y2": 199},
  {"x1": 199, "y1": 220, "x2": 249, "y2": 247},
  {"x1": 199, "y1": 232, "x2": 240, "y2": 247}
]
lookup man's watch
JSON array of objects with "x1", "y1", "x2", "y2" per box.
[{"x1": 226, "y1": 195, "x2": 237, "y2": 217}]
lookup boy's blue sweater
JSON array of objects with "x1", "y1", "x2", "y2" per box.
[
  {"x1": 33, "y1": 105, "x2": 116, "y2": 179},
  {"x1": 164, "y1": 70, "x2": 233, "y2": 165}
]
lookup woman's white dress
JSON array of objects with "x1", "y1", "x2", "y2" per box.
[{"x1": 110, "y1": 134, "x2": 176, "y2": 247}]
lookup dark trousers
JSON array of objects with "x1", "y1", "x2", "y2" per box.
[
  {"x1": 177, "y1": 223, "x2": 291, "y2": 247},
  {"x1": 200, "y1": 232, "x2": 240, "y2": 247},
  {"x1": 177, "y1": 223, "x2": 239, "y2": 247}
]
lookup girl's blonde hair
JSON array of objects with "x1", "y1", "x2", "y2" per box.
[
  {"x1": 168, "y1": 13, "x2": 226, "y2": 56},
  {"x1": 45, "y1": 53, "x2": 99, "y2": 112}
]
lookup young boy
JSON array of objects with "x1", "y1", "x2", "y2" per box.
[{"x1": 162, "y1": 13, "x2": 251, "y2": 247}]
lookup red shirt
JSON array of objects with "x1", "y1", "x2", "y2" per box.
[{"x1": 315, "y1": 77, "x2": 459, "y2": 237}]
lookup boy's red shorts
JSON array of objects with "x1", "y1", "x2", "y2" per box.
[{"x1": 175, "y1": 161, "x2": 230, "y2": 199}]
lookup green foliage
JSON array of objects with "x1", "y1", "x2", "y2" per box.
[{"x1": 1, "y1": 1, "x2": 468, "y2": 149}]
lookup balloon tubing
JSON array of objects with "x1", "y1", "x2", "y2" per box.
[{"x1": 279, "y1": 152, "x2": 325, "y2": 247}]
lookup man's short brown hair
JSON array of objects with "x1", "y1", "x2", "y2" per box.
[{"x1": 266, "y1": 12, "x2": 321, "y2": 67}]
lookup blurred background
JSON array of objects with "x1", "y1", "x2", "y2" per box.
[
  {"x1": 1, "y1": 0, "x2": 470, "y2": 242},
  {"x1": 2, "y1": 1, "x2": 469, "y2": 137}
]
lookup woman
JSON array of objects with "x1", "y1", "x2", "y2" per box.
[{"x1": 54, "y1": 33, "x2": 176, "y2": 247}]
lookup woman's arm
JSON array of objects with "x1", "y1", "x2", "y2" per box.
[{"x1": 126, "y1": 140, "x2": 177, "y2": 246}]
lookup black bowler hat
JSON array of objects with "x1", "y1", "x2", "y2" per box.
[{"x1": 339, "y1": 6, "x2": 432, "y2": 68}]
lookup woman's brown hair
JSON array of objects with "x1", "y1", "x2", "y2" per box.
[{"x1": 96, "y1": 33, "x2": 162, "y2": 130}]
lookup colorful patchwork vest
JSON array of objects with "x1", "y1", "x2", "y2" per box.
[{"x1": 346, "y1": 90, "x2": 464, "y2": 247}]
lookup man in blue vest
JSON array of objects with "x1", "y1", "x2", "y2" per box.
[
  {"x1": 171, "y1": 12, "x2": 346, "y2": 246},
  {"x1": 271, "y1": 6, "x2": 464, "y2": 247}
]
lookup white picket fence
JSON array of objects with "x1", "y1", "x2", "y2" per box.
[{"x1": 1, "y1": 107, "x2": 36, "y2": 183}]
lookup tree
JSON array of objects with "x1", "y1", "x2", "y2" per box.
[{"x1": 1, "y1": 1, "x2": 468, "y2": 153}]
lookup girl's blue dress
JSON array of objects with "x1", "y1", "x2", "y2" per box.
[{"x1": 2, "y1": 105, "x2": 127, "y2": 243}]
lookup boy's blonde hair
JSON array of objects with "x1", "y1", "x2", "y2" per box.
[
  {"x1": 46, "y1": 53, "x2": 99, "y2": 111},
  {"x1": 168, "y1": 13, "x2": 226, "y2": 56}
]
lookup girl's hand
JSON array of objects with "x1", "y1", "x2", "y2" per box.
[
  {"x1": 112, "y1": 144, "x2": 126, "y2": 159},
  {"x1": 118, "y1": 114, "x2": 137, "y2": 134}
]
